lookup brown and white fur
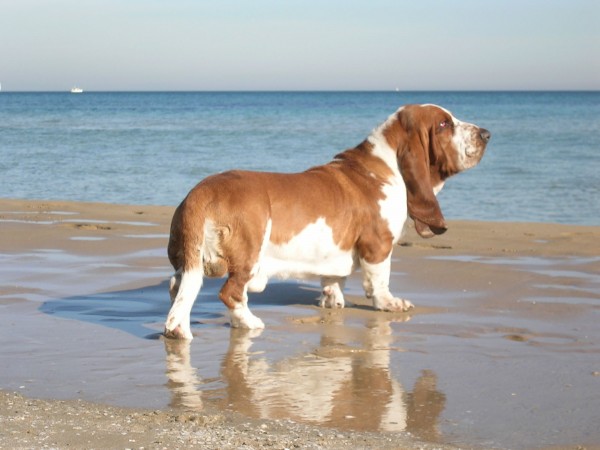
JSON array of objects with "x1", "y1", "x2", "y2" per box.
[{"x1": 165, "y1": 104, "x2": 490, "y2": 339}]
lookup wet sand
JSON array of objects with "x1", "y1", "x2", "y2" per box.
[{"x1": 0, "y1": 198, "x2": 599, "y2": 450}]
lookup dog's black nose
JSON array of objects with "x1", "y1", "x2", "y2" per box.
[{"x1": 479, "y1": 128, "x2": 491, "y2": 143}]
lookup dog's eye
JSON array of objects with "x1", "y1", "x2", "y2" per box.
[{"x1": 439, "y1": 120, "x2": 450, "y2": 129}]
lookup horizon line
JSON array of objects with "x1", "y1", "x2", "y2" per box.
[{"x1": 2, "y1": 88, "x2": 599, "y2": 93}]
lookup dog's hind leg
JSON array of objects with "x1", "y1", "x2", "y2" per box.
[
  {"x1": 219, "y1": 271, "x2": 265, "y2": 330},
  {"x1": 217, "y1": 216, "x2": 269, "y2": 330},
  {"x1": 165, "y1": 268, "x2": 203, "y2": 340},
  {"x1": 319, "y1": 276, "x2": 347, "y2": 309},
  {"x1": 169, "y1": 270, "x2": 182, "y2": 303}
]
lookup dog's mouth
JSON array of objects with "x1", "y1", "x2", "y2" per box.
[{"x1": 413, "y1": 218, "x2": 447, "y2": 239}]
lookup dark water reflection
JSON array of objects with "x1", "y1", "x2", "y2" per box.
[{"x1": 40, "y1": 277, "x2": 445, "y2": 443}]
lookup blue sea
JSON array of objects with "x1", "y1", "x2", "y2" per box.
[{"x1": 1, "y1": 91, "x2": 598, "y2": 225}]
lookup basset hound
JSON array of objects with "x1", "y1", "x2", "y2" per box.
[{"x1": 165, "y1": 104, "x2": 490, "y2": 339}]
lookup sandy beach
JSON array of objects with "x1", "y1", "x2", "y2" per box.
[{"x1": 0, "y1": 198, "x2": 599, "y2": 450}]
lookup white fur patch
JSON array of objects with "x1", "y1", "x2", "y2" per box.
[
  {"x1": 366, "y1": 111, "x2": 409, "y2": 244},
  {"x1": 259, "y1": 218, "x2": 355, "y2": 280},
  {"x1": 379, "y1": 179, "x2": 408, "y2": 244},
  {"x1": 367, "y1": 107, "x2": 403, "y2": 178}
]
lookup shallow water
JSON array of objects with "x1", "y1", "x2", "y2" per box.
[
  {"x1": 2, "y1": 91, "x2": 599, "y2": 225},
  {"x1": 1, "y1": 244, "x2": 599, "y2": 449}
]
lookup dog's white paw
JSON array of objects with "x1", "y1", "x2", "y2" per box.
[
  {"x1": 164, "y1": 323, "x2": 194, "y2": 340},
  {"x1": 319, "y1": 285, "x2": 346, "y2": 309},
  {"x1": 230, "y1": 304, "x2": 266, "y2": 329},
  {"x1": 374, "y1": 296, "x2": 414, "y2": 312}
]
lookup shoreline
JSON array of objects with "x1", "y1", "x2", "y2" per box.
[
  {"x1": 2, "y1": 390, "x2": 445, "y2": 450},
  {"x1": 1, "y1": 198, "x2": 599, "y2": 449}
]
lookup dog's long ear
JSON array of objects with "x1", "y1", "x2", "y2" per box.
[{"x1": 398, "y1": 109, "x2": 447, "y2": 238}]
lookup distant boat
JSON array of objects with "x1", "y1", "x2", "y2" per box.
[{"x1": 70, "y1": 87, "x2": 83, "y2": 93}]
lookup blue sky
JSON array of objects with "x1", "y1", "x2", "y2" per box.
[{"x1": 1, "y1": 0, "x2": 598, "y2": 91}]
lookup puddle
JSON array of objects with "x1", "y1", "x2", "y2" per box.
[
  {"x1": 123, "y1": 234, "x2": 170, "y2": 239},
  {"x1": 430, "y1": 254, "x2": 600, "y2": 266},
  {"x1": 70, "y1": 236, "x2": 107, "y2": 241},
  {"x1": 1, "y1": 248, "x2": 599, "y2": 449},
  {"x1": 62, "y1": 219, "x2": 158, "y2": 227},
  {"x1": 0, "y1": 214, "x2": 158, "y2": 228},
  {"x1": 0, "y1": 219, "x2": 56, "y2": 225}
]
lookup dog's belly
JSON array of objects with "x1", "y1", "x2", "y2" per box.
[
  {"x1": 257, "y1": 217, "x2": 355, "y2": 280},
  {"x1": 260, "y1": 249, "x2": 354, "y2": 280}
]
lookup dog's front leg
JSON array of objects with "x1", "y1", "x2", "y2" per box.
[{"x1": 360, "y1": 255, "x2": 414, "y2": 312}]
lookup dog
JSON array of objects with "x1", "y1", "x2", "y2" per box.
[{"x1": 165, "y1": 104, "x2": 490, "y2": 339}]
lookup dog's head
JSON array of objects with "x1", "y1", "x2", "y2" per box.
[{"x1": 386, "y1": 104, "x2": 490, "y2": 238}]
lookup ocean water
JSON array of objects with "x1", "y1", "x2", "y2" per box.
[{"x1": 1, "y1": 91, "x2": 598, "y2": 225}]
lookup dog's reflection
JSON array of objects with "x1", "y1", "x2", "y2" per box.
[
  {"x1": 163, "y1": 317, "x2": 445, "y2": 441},
  {"x1": 164, "y1": 338, "x2": 204, "y2": 410}
]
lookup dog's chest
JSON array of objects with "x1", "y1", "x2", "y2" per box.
[{"x1": 379, "y1": 178, "x2": 408, "y2": 243}]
